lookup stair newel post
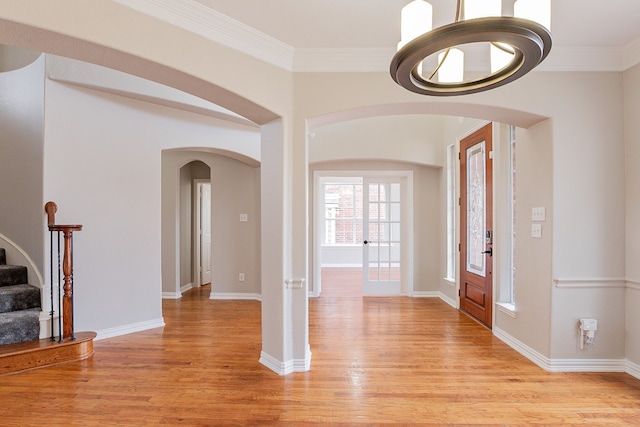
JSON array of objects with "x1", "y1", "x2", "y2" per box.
[
  {"x1": 45, "y1": 202, "x2": 82, "y2": 342},
  {"x1": 50, "y1": 225, "x2": 82, "y2": 341}
]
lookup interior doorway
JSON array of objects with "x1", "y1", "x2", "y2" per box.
[
  {"x1": 313, "y1": 171, "x2": 413, "y2": 297},
  {"x1": 195, "y1": 180, "x2": 212, "y2": 287}
]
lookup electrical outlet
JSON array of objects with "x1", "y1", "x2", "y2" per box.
[
  {"x1": 238, "y1": 273, "x2": 245, "y2": 282},
  {"x1": 531, "y1": 223, "x2": 542, "y2": 238}
]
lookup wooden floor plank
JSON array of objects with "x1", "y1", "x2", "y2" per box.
[{"x1": 0, "y1": 283, "x2": 639, "y2": 425}]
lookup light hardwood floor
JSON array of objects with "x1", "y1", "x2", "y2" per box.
[{"x1": 1, "y1": 278, "x2": 639, "y2": 426}]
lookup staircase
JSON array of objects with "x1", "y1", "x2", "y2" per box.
[
  {"x1": 0, "y1": 248, "x2": 41, "y2": 345},
  {"x1": 0, "y1": 203, "x2": 95, "y2": 376}
]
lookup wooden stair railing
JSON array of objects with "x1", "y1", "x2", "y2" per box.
[
  {"x1": 44, "y1": 201, "x2": 82, "y2": 341},
  {"x1": 0, "y1": 203, "x2": 93, "y2": 376}
]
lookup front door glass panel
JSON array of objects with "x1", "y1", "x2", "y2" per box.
[{"x1": 466, "y1": 141, "x2": 486, "y2": 277}]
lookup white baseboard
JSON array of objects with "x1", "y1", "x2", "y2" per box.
[
  {"x1": 259, "y1": 351, "x2": 293, "y2": 375},
  {"x1": 626, "y1": 359, "x2": 640, "y2": 380},
  {"x1": 95, "y1": 317, "x2": 165, "y2": 340},
  {"x1": 181, "y1": 282, "x2": 193, "y2": 293},
  {"x1": 547, "y1": 358, "x2": 626, "y2": 373},
  {"x1": 38, "y1": 310, "x2": 57, "y2": 339},
  {"x1": 295, "y1": 345, "x2": 312, "y2": 372},
  {"x1": 321, "y1": 264, "x2": 362, "y2": 268},
  {"x1": 259, "y1": 346, "x2": 312, "y2": 375},
  {"x1": 439, "y1": 292, "x2": 458, "y2": 309},
  {"x1": 412, "y1": 291, "x2": 440, "y2": 298},
  {"x1": 210, "y1": 292, "x2": 261, "y2": 301},
  {"x1": 162, "y1": 291, "x2": 181, "y2": 299},
  {"x1": 494, "y1": 327, "x2": 627, "y2": 373}
]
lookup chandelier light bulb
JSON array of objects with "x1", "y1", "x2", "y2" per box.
[
  {"x1": 464, "y1": 0, "x2": 501, "y2": 20},
  {"x1": 437, "y1": 48, "x2": 464, "y2": 82},
  {"x1": 390, "y1": 0, "x2": 552, "y2": 96},
  {"x1": 400, "y1": 0, "x2": 433, "y2": 48},
  {"x1": 515, "y1": 0, "x2": 551, "y2": 31}
]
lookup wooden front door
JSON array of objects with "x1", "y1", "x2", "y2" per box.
[{"x1": 460, "y1": 124, "x2": 493, "y2": 328}]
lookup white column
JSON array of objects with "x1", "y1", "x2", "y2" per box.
[
  {"x1": 290, "y1": 117, "x2": 311, "y2": 371},
  {"x1": 259, "y1": 117, "x2": 311, "y2": 374}
]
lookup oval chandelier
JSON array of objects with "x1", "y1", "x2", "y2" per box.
[{"x1": 390, "y1": 0, "x2": 552, "y2": 96}]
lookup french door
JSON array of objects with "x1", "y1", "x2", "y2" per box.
[
  {"x1": 362, "y1": 178, "x2": 401, "y2": 295},
  {"x1": 459, "y1": 124, "x2": 493, "y2": 327}
]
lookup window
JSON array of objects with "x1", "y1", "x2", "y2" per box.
[
  {"x1": 446, "y1": 144, "x2": 457, "y2": 280},
  {"x1": 507, "y1": 125, "x2": 516, "y2": 305},
  {"x1": 495, "y1": 124, "x2": 517, "y2": 315},
  {"x1": 322, "y1": 181, "x2": 363, "y2": 245}
]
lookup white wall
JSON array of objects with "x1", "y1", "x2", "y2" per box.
[
  {"x1": 503, "y1": 120, "x2": 554, "y2": 358},
  {"x1": 320, "y1": 246, "x2": 361, "y2": 267},
  {"x1": 624, "y1": 63, "x2": 640, "y2": 369},
  {"x1": 309, "y1": 115, "x2": 444, "y2": 166},
  {"x1": 548, "y1": 72, "x2": 626, "y2": 362},
  {"x1": 44, "y1": 65, "x2": 260, "y2": 336},
  {"x1": 0, "y1": 55, "x2": 44, "y2": 270}
]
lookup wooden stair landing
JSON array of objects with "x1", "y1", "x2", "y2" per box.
[{"x1": 0, "y1": 331, "x2": 96, "y2": 376}]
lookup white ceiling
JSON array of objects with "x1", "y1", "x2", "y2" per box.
[
  {"x1": 119, "y1": 0, "x2": 640, "y2": 72},
  {"x1": 194, "y1": 0, "x2": 640, "y2": 49}
]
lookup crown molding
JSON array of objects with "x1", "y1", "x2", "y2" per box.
[
  {"x1": 113, "y1": 0, "x2": 640, "y2": 73},
  {"x1": 293, "y1": 48, "x2": 395, "y2": 73},
  {"x1": 537, "y1": 46, "x2": 626, "y2": 72},
  {"x1": 113, "y1": 0, "x2": 295, "y2": 70}
]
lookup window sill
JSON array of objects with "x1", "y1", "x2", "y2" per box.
[
  {"x1": 442, "y1": 277, "x2": 456, "y2": 286},
  {"x1": 496, "y1": 302, "x2": 517, "y2": 318}
]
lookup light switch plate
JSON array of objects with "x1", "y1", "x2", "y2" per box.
[
  {"x1": 240, "y1": 214, "x2": 248, "y2": 222},
  {"x1": 532, "y1": 207, "x2": 546, "y2": 221}
]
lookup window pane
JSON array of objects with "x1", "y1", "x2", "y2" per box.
[
  {"x1": 323, "y1": 182, "x2": 363, "y2": 245},
  {"x1": 466, "y1": 140, "x2": 486, "y2": 277}
]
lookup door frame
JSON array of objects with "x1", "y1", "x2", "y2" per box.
[
  {"x1": 312, "y1": 170, "x2": 414, "y2": 297},
  {"x1": 193, "y1": 179, "x2": 212, "y2": 288},
  {"x1": 456, "y1": 121, "x2": 496, "y2": 327}
]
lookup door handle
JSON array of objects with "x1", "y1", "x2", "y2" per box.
[
  {"x1": 363, "y1": 240, "x2": 369, "y2": 245},
  {"x1": 481, "y1": 247, "x2": 493, "y2": 257}
]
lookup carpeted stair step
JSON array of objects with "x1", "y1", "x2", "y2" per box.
[
  {"x1": 0, "y1": 248, "x2": 28, "y2": 288},
  {"x1": 0, "y1": 284, "x2": 41, "y2": 314},
  {"x1": 0, "y1": 308, "x2": 40, "y2": 345},
  {"x1": 0, "y1": 265, "x2": 28, "y2": 288}
]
